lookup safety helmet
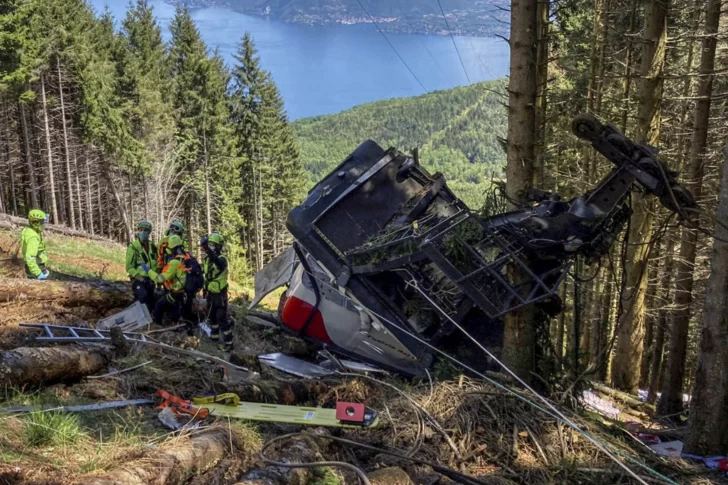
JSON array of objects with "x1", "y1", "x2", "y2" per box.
[
  {"x1": 137, "y1": 220, "x2": 152, "y2": 231},
  {"x1": 167, "y1": 234, "x2": 184, "y2": 250},
  {"x1": 208, "y1": 233, "x2": 224, "y2": 245},
  {"x1": 168, "y1": 221, "x2": 185, "y2": 234},
  {"x1": 28, "y1": 209, "x2": 46, "y2": 223}
]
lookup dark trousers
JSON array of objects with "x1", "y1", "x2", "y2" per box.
[
  {"x1": 153, "y1": 292, "x2": 185, "y2": 325},
  {"x1": 182, "y1": 290, "x2": 197, "y2": 324},
  {"x1": 207, "y1": 288, "x2": 232, "y2": 348},
  {"x1": 132, "y1": 278, "x2": 156, "y2": 312}
]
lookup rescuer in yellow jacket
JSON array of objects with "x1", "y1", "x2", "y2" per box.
[
  {"x1": 21, "y1": 209, "x2": 50, "y2": 280},
  {"x1": 156, "y1": 220, "x2": 188, "y2": 267},
  {"x1": 125, "y1": 221, "x2": 158, "y2": 311},
  {"x1": 140, "y1": 235, "x2": 187, "y2": 325},
  {"x1": 201, "y1": 232, "x2": 232, "y2": 351}
]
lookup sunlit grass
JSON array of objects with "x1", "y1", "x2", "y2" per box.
[{"x1": 22, "y1": 411, "x2": 85, "y2": 447}]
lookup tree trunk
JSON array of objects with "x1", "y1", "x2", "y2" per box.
[
  {"x1": 3, "y1": 105, "x2": 18, "y2": 215},
  {"x1": 85, "y1": 152, "x2": 94, "y2": 235},
  {"x1": 611, "y1": 0, "x2": 668, "y2": 393},
  {"x1": 105, "y1": 167, "x2": 133, "y2": 243},
  {"x1": 0, "y1": 278, "x2": 132, "y2": 308},
  {"x1": 555, "y1": 277, "x2": 568, "y2": 367},
  {"x1": 0, "y1": 345, "x2": 110, "y2": 388},
  {"x1": 40, "y1": 73, "x2": 59, "y2": 223},
  {"x1": 502, "y1": 0, "x2": 538, "y2": 383},
  {"x1": 648, "y1": 238, "x2": 676, "y2": 404},
  {"x1": 58, "y1": 59, "x2": 75, "y2": 230},
  {"x1": 597, "y1": 273, "x2": 615, "y2": 382},
  {"x1": 683, "y1": 143, "x2": 728, "y2": 456},
  {"x1": 74, "y1": 153, "x2": 84, "y2": 231},
  {"x1": 640, "y1": 245, "x2": 661, "y2": 388},
  {"x1": 619, "y1": 0, "x2": 638, "y2": 132},
  {"x1": 658, "y1": 0, "x2": 719, "y2": 417},
  {"x1": 96, "y1": 172, "x2": 105, "y2": 237},
  {"x1": 533, "y1": 0, "x2": 549, "y2": 188},
  {"x1": 76, "y1": 428, "x2": 232, "y2": 485},
  {"x1": 19, "y1": 102, "x2": 38, "y2": 208}
]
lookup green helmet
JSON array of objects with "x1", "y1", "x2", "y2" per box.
[
  {"x1": 28, "y1": 209, "x2": 46, "y2": 223},
  {"x1": 167, "y1": 234, "x2": 184, "y2": 250},
  {"x1": 208, "y1": 233, "x2": 224, "y2": 245},
  {"x1": 137, "y1": 220, "x2": 152, "y2": 231},
  {"x1": 168, "y1": 220, "x2": 185, "y2": 235}
]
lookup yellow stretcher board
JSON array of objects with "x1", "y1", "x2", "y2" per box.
[{"x1": 201, "y1": 402, "x2": 380, "y2": 428}]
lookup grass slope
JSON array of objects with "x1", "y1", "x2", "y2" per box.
[{"x1": 293, "y1": 78, "x2": 507, "y2": 208}]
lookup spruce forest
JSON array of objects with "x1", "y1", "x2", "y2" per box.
[
  {"x1": 1, "y1": 0, "x2": 728, "y2": 482},
  {"x1": 0, "y1": 0, "x2": 304, "y2": 278}
]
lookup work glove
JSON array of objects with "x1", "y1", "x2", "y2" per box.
[
  {"x1": 37, "y1": 270, "x2": 49, "y2": 280},
  {"x1": 140, "y1": 263, "x2": 150, "y2": 273}
]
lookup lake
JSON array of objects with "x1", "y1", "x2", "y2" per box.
[{"x1": 90, "y1": 0, "x2": 510, "y2": 120}]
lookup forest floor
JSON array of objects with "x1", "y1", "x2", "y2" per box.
[{"x1": 0, "y1": 230, "x2": 725, "y2": 485}]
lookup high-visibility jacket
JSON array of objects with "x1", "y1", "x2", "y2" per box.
[
  {"x1": 203, "y1": 252, "x2": 228, "y2": 294},
  {"x1": 126, "y1": 239, "x2": 158, "y2": 279},
  {"x1": 147, "y1": 256, "x2": 186, "y2": 293},
  {"x1": 157, "y1": 234, "x2": 189, "y2": 267},
  {"x1": 21, "y1": 225, "x2": 48, "y2": 277}
]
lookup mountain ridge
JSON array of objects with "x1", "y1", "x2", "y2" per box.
[
  {"x1": 166, "y1": 0, "x2": 509, "y2": 37},
  {"x1": 292, "y1": 78, "x2": 508, "y2": 208}
]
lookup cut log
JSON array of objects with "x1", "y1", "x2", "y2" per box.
[
  {"x1": 0, "y1": 277, "x2": 132, "y2": 308},
  {"x1": 590, "y1": 382, "x2": 653, "y2": 412},
  {"x1": 225, "y1": 380, "x2": 330, "y2": 405},
  {"x1": 0, "y1": 213, "x2": 113, "y2": 242},
  {"x1": 0, "y1": 345, "x2": 111, "y2": 388},
  {"x1": 76, "y1": 428, "x2": 231, "y2": 485}
]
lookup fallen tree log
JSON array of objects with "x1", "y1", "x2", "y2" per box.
[
  {"x1": 0, "y1": 345, "x2": 111, "y2": 388},
  {"x1": 590, "y1": 382, "x2": 654, "y2": 412},
  {"x1": 0, "y1": 213, "x2": 114, "y2": 242},
  {"x1": 0, "y1": 277, "x2": 132, "y2": 308},
  {"x1": 76, "y1": 428, "x2": 231, "y2": 485}
]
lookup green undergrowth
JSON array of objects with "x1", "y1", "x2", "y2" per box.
[
  {"x1": 311, "y1": 467, "x2": 345, "y2": 485},
  {"x1": 0, "y1": 388, "x2": 160, "y2": 475}
]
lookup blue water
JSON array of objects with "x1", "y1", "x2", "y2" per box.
[{"x1": 90, "y1": 0, "x2": 510, "y2": 120}]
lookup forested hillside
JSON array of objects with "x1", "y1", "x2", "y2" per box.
[
  {"x1": 293, "y1": 78, "x2": 507, "y2": 207},
  {"x1": 0, "y1": 0, "x2": 303, "y2": 280},
  {"x1": 170, "y1": 0, "x2": 508, "y2": 37},
  {"x1": 500, "y1": 0, "x2": 728, "y2": 457}
]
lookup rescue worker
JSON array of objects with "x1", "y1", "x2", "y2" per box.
[
  {"x1": 140, "y1": 235, "x2": 187, "y2": 326},
  {"x1": 21, "y1": 209, "x2": 50, "y2": 280},
  {"x1": 201, "y1": 233, "x2": 232, "y2": 351},
  {"x1": 157, "y1": 220, "x2": 187, "y2": 267},
  {"x1": 125, "y1": 220, "x2": 158, "y2": 311}
]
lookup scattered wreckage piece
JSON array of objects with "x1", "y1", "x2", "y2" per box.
[
  {"x1": 258, "y1": 352, "x2": 334, "y2": 379},
  {"x1": 96, "y1": 301, "x2": 152, "y2": 332},
  {"x1": 2, "y1": 398, "x2": 154, "y2": 414},
  {"x1": 0, "y1": 344, "x2": 111, "y2": 388}
]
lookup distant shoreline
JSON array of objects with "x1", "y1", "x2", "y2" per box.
[{"x1": 162, "y1": 0, "x2": 508, "y2": 38}]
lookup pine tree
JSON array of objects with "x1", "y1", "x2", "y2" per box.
[{"x1": 229, "y1": 32, "x2": 303, "y2": 270}]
